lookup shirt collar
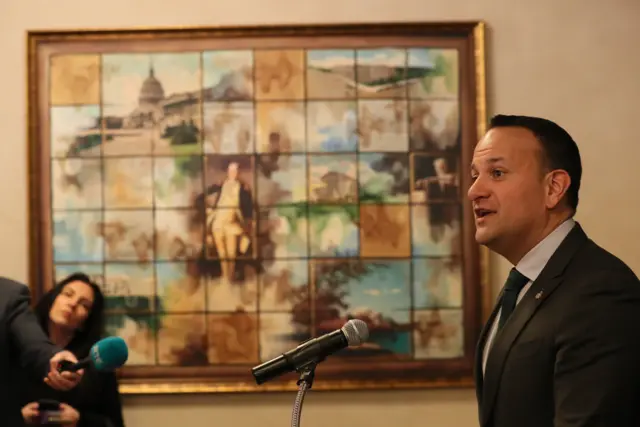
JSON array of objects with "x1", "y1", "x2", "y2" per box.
[{"x1": 516, "y1": 218, "x2": 576, "y2": 281}]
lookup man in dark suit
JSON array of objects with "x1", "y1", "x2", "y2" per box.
[
  {"x1": 469, "y1": 115, "x2": 640, "y2": 427},
  {"x1": 0, "y1": 277, "x2": 83, "y2": 424}
]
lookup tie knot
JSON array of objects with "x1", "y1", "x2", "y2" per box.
[{"x1": 505, "y1": 268, "x2": 529, "y2": 292}]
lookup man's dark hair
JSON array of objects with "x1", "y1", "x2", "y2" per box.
[{"x1": 488, "y1": 114, "x2": 582, "y2": 213}]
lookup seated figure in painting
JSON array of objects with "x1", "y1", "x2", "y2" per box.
[
  {"x1": 16, "y1": 273, "x2": 125, "y2": 427},
  {"x1": 203, "y1": 162, "x2": 254, "y2": 283},
  {"x1": 416, "y1": 157, "x2": 458, "y2": 201},
  {"x1": 416, "y1": 157, "x2": 459, "y2": 242}
]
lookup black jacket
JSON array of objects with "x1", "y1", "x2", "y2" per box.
[
  {"x1": 475, "y1": 224, "x2": 640, "y2": 427},
  {"x1": 0, "y1": 278, "x2": 60, "y2": 426}
]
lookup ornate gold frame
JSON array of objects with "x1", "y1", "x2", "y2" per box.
[{"x1": 26, "y1": 21, "x2": 489, "y2": 394}]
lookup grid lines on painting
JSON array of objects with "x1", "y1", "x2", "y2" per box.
[{"x1": 49, "y1": 46, "x2": 465, "y2": 367}]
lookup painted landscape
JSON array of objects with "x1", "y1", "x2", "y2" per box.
[{"x1": 47, "y1": 46, "x2": 464, "y2": 367}]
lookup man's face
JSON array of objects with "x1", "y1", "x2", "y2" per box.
[{"x1": 468, "y1": 127, "x2": 549, "y2": 253}]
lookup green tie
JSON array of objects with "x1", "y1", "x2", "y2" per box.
[{"x1": 498, "y1": 268, "x2": 529, "y2": 330}]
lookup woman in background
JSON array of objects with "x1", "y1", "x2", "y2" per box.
[{"x1": 18, "y1": 273, "x2": 125, "y2": 427}]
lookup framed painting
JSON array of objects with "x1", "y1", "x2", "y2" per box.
[{"x1": 26, "y1": 22, "x2": 489, "y2": 394}]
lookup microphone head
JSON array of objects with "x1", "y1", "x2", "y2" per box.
[
  {"x1": 90, "y1": 336, "x2": 129, "y2": 371},
  {"x1": 341, "y1": 319, "x2": 369, "y2": 346}
]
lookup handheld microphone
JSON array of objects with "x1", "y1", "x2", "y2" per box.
[
  {"x1": 58, "y1": 336, "x2": 129, "y2": 373},
  {"x1": 251, "y1": 319, "x2": 369, "y2": 385}
]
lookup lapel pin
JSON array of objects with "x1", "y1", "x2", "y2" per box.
[{"x1": 535, "y1": 290, "x2": 544, "y2": 300}]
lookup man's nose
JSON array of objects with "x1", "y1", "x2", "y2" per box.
[{"x1": 467, "y1": 176, "x2": 488, "y2": 201}]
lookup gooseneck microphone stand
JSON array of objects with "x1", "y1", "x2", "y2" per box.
[{"x1": 290, "y1": 362, "x2": 317, "y2": 427}]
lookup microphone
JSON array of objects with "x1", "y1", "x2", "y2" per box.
[
  {"x1": 251, "y1": 319, "x2": 369, "y2": 385},
  {"x1": 58, "y1": 336, "x2": 129, "y2": 373}
]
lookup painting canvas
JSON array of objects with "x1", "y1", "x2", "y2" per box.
[{"x1": 27, "y1": 22, "x2": 488, "y2": 393}]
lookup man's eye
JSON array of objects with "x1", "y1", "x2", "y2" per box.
[{"x1": 491, "y1": 170, "x2": 504, "y2": 178}]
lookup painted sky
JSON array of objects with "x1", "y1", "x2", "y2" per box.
[
  {"x1": 203, "y1": 50, "x2": 252, "y2": 87},
  {"x1": 340, "y1": 260, "x2": 411, "y2": 320}
]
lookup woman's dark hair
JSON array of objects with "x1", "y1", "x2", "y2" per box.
[{"x1": 34, "y1": 272, "x2": 106, "y2": 358}]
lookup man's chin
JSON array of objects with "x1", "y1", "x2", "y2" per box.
[{"x1": 474, "y1": 229, "x2": 494, "y2": 246}]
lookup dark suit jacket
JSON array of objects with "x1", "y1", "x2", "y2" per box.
[
  {"x1": 0, "y1": 278, "x2": 60, "y2": 425},
  {"x1": 15, "y1": 365, "x2": 125, "y2": 427},
  {"x1": 475, "y1": 223, "x2": 640, "y2": 427}
]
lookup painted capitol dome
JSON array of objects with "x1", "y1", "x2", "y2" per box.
[
  {"x1": 138, "y1": 66, "x2": 165, "y2": 106},
  {"x1": 123, "y1": 66, "x2": 166, "y2": 129},
  {"x1": 121, "y1": 62, "x2": 201, "y2": 137}
]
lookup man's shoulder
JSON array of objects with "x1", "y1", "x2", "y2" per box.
[
  {"x1": 0, "y1": 278, "x2": 31, "y2": 322},
  {"x1": 565, "y1": 238, "x2": 639, "y2": 292},
  {"x1": 0, "y1": 277, "x2": 31, "y2": 298},
  {"x1": 578, "y1": 239, "x2": 637, "y2": 277}
]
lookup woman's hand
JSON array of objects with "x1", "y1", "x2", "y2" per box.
[
  {"x1": 46, "y1": 350, "x2": 83, "y2": 391},
  {"x1": 21, "y1": 402, "x2": 39, "y2": 424},
  {"x1": 59, "y1": 403, "x2": 80, "y2": 426}
]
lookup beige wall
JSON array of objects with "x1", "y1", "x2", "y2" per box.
[{"x1": 1, "y1": 0, "x2": 639, "y2": 425}]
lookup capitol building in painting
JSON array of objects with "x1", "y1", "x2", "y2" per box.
[{"x1": 70, "y1": 64, "x2": 212, "y2": 156}]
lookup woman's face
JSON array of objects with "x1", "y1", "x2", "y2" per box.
[{"x1": 49, "y1": 280, "x2": 95, "y2": 331}]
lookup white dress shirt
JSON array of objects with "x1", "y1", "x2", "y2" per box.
[{"x1": 481, "y1": 218, "x2": 576, "y2": 375}]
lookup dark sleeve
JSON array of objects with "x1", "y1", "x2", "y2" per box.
[
  {"x1": 78, "y1": 372, "x2": 125, "y2": 427},
  {"x1": 553, "y1": 270, "x2": 640, "y2": 426},
  {"x1": 7, "y1": 283, "x2": 60, "y2": 379},
  {"x1": 240, "y1": 186, "x2": 254, "y2": 220},
  {"x1": 206, "y1": 184, "x2": 222, "y2": 197}
]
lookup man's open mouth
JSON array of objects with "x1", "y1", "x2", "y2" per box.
[{"x1": 474, "y1": 209, "x2": 495, "y2": 218}]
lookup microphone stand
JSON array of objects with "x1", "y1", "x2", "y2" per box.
[{"x1": 291, "y1": 362, "x2": 317, "y2": 427}]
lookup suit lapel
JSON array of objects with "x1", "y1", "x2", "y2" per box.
[
  {"x1": 480, "y1": 276, "x2": 561, "y2": 425},
  {"x1": 479, "y1": 224, "x2": 589, "y2": 427},
  {"x1": 474, "y1": 289, "x2": 503, "y2": 403}
]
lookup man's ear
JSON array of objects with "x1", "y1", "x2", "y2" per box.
[{"x1": 545, "y1": 170, "x2": 571, "y2": 209}]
